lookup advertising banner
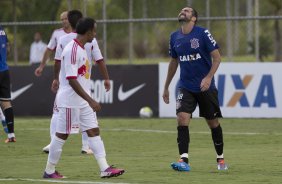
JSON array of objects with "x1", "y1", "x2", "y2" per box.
[
  {"x1": 10, "y1": 65, "x2": 158, "y2": 117},
  {"x1": 159, "y1": 62, "x2": 282, "y2": 118}
]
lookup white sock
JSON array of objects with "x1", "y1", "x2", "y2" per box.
[
  {"x1": 8, "y1": 133, "x2": 15, "y2": 138},
  {"x1": 45, "y1": 136, "x2": 65, "y2": 174},
  {"x1": 217, "y1": 154, "x2": 224, "y2": 159},
  {"x1": 45, "y1": 162, "x2": 56, "y2": 175},
  {"x1": 81, "y1": 131, "x2": 89, "y2": 151},
  {"x1": 0, "y1": 108, "x2": 5, "y2": 121},
  {"x1": 50, "y1": 114, "x2": 58, "y2": 140},
  {"x1": 88, "y1": 136, "x2": 109, "y2": 171},
  {"x1": 180, "y1": 153, "x2": 188, "y2": 158}
]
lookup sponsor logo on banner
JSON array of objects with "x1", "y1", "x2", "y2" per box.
[
  {"x1": 11, "y1": 83, "x2": 33, "y2": 100},
  {"x1": 90, "y1": 79, "x2": 113, "y2": 104},
  {"x1": 159, "y1": 62, "x2": 282, "y2": 118},
  {"x1": 217, "y1": 74, "x2": 276, "y2": 108},
  {"x1": 90, "y1": 80, "x2": 146, "y2": 103},
  {"x1": 118, "y1": 83, "x2": 146, "y2": 101}
]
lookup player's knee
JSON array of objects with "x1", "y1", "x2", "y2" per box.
[
  {"x1": 206, "y1": 118, "x2": 219, "y2": 129},
  {"x1": 0, "y1": 101, "x2": 12, "y2": 110},
  {"x1": 56, "y1": 132, "x2": 69, "y2": 140},
  {"x1": 177, "y1": 112, "x2": 190, "y2": 126},
  {"x1": 86, "y1": 128, "x2": 100, "y2": 137}
]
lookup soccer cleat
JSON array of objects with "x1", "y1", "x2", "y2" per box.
[
  {"x1": 217, "y1": 158, "x2": 228, "y2": 170},
  {"x1": 5, "y1": 137, "x2": 16, "y2": 143},
  {"x1": 43, "y1": 170, "x2": 65, "y2": 179},
  {"x1": 171, "y1": 159, "x2": 191, "y2": 172},
  {"x1": 100, "y1": 166, "x2": 125, "y2": 178},
  {"x1": 42, "y1": 144, "x2": 50, "y2": 154},
  {"x1": 81, "y1": 148, "x2": 93, "y2": 155}
]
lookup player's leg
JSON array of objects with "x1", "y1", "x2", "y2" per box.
[
  {"x1": 0, "y1": 108, "x2": 8, "y2": 133},
  {"x1": 0, "y1": 70, "x2": 16, "y2": 143},
  {"x1": 42, "y1": 108, "x2": 59, "y2": 153},
  {"x1": 171, "y1": 88, "x2": 196, "y2": 172},
  {"x1": 43, "y1": 107, "x2": 75, "y2": 178},
  {"x1": 50, "y1": 113, "x2": 59, "y2": 140},
  {"x1": 81, "y1": 131, "x2": 93, "y2": 154},
  {"x1": 80, "y1": 106, "x2": 124, "y2": 178},
  {"x1": 206, "y1": 118, "x2": 227, "y2": 170},
  {"x1": 1, "y1": 101, "x2": 15, "y2": 142},
  {"x1": 43, "y1": 99, "x2": 60, "y2": 153},
  {"x1": 197, "y1": 89, "x2": 227, "y2": 170}
]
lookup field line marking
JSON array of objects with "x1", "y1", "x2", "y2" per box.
[
  {"x1": 104, "y1": 128, "x2": 282, "y2": 135},
  {"x1": 19, "y1": 128, "x2": 282, "y2": 135},
  {"x1": 0, "y1": 178, "x2": 132, "y2": 184}
]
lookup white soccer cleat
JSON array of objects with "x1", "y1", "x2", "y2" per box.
[
  {"x1": 42, "y1": 144, "x2": 50, "y2": 154},
  {"x1": 81, "y1": 148, "x2": 93, "y2": 155}
]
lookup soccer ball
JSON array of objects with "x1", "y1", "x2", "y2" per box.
[{"x1": 139, "y1": 106, "x2": 153, "y2": 118}]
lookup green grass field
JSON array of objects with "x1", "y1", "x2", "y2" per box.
[{"x1": 0, "y1": 117, "x2": 281, "y2": 184}]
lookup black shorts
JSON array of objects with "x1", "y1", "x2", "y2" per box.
[
  {"x1": 176, "y1": 88, "x2": 223, "y2": 120},
  {"x1": 0, "y1": 70, "x2": 11, "y2": 101}
]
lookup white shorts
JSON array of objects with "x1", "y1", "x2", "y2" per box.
[
  {"x1": 56, "y1": 106, "x2": 99, "y2": 134},
  {"x1": 53, "y1": 97, "x2": 59, "y2": 115}
]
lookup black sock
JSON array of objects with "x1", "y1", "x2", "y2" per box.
[
  {"x1": 4, "y1": 107, "x2": 14, "y2": 133},
  {"x1": 211, "y1": 124, "x2": 223, "y2": 156},
  {"x1": 177, "y1": 126, "x2": 189, "y2": 163}
]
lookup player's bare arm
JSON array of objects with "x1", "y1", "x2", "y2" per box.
[
  {"x1": 163, "y1": 58, "x2": 178, "y2": 104},
  {"x1": 34, "y1": 48, "x2": 53, "y2": 77},
  {"x1": 51, "y1": 61, "x2": 61, "y2": 93},
  {"x1": 68, "y1": 78, "x2": 101, "y2": 112},
  {"x1": 200, "y1": 49, "x2": 221, "y2": 91},
  {"x1": 96, "y1": 60, "x2": 110, "y2": 91}
]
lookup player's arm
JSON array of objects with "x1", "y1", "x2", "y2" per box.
[
  {"x1": 163, "y1": 57, "x2": 178, "y2": 104},
  {"x1": 96, "y1": 60, "x2": 110, "y2": 91},
  {"x1": 92, "y1": 39, "x2": 110, "y2": 91},
  {"x1": 200, "y1": 49, "x2": 221, "y2": 92},
  {"x1": 34, "y1": 48, "x2": 53, "y2": 76},
  {"x1": 52, "y1": 39, "x2": 64, "y2": 93},
  {"x1": 207, "y1": 49, "x2": 221, "y2": 78},
  {"x1": 51, "y1": 60, "x2": 61, "y2": 93},
  {"x1": 35, "y1": 30, "x2": 57, "y2": 77},
  {"x1": 68, "y1": 78, "x2": 101, "y2": 112}
]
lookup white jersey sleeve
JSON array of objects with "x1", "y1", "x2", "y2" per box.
[
  {"x1": 47, "y1": 28, "x2": 68, "y2": 51},
  {"x1": 91, "y1": 38, "x2": 103, "y2": 62},
  {"x1": 47, "y1": 30, "x2": 58, "y2": 50}
]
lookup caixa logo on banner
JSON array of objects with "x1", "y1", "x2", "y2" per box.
[{"x1": 217, "y1": 74, "x2": 276, "y2": 108}]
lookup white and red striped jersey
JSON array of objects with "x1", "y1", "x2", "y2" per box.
[
  {"x1": 47, "y1": 28, "x2": 69, "y2": 51},
  {"x1": 55, "y1": 32, "x2": 103, "y2": 63},
  {"x1": 86, "y1": 38, "x2": 103, "y2": 63},
  {"x1": 56, "y1": 39, "x2": 91, "y2": 108}
]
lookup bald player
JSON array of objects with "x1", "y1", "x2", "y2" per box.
[{"x1": 34, "y1": 11, "x2": 71, "y2": 76}]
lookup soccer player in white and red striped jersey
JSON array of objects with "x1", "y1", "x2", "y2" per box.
[
  {"x1": 33, "y1": 11, "x2": 71, "y2": 153},
  {"x1": 34, "y1": 11, "x2": 71, "y2": 76},
  {"x1": 52, "y1": 10, "x2": 110, "y2": 155},
  {"x1": 43, "y1": 17, "x2": 124, "y2": 179}
]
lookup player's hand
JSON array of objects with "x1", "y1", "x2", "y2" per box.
[
  {"x1": 34, "y1": 66, "x2": 43, "y2": 77},
  {"x1": 104, "y1": 79, "x2": 111, "y2": 92},
  {"x1": 200, "y1": 76, "x2": 212, "y2": 91},
  {"x1": 51, "y1": 79, "x2": 59, "y2": 93},
  {"x1": 89, "y1": 99, "x2": 101, "y2": 112},
  {"x1": 162, "y1": 89, "x2": 170, "y2": 104}
]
